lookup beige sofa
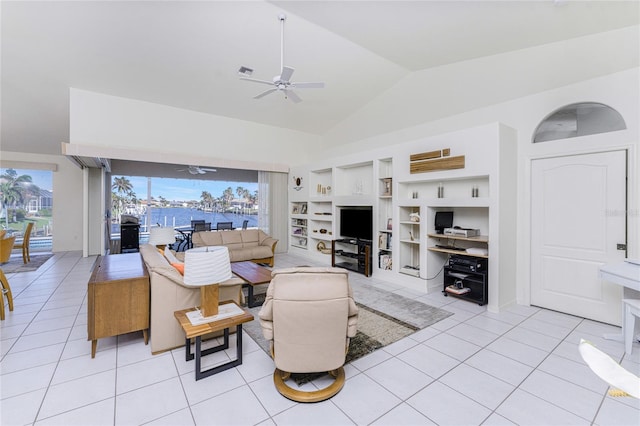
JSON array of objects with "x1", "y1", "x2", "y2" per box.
[
  {"x1": 138, "y1": 244, "x2": 245, "y2": 354},
  {"x1": 191, "y1": 229, "x2": 278, "y2": 267}
]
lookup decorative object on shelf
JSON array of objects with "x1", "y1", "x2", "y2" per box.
[
  {"x1": 412, "y1": 191, "x2": 418, "y2": 199},
  {"x1": 409, "y1": 212, "x2": 420, "y2": 222},
  {"x1": 319, "y1": 228, "x2": 328, "y2": 234},
  {"x1": 410, "y1": 148, "x2": 465, "y2": 174},
  {"x1": 292, "y1": 176, "x2": 303, "y2": 191},
  {"x1": 300, "y1": 204, "x2": 307, "y2": 214},
  {"x1": 382, "y1": 178, "x2": 392, "y2": 196},
  {"x1": 354, "y1": 179, "x2": 364, "y2": 195},
  {"x1": 437, "y1": 182, "x2": 444, "y2": 198},
  {"x1": 316, "y1": 184, "x2": 331, "y2": 195},
  {"x1": 387, "y1": 218, "x2": 393, "y2": 230},
  {"x1": 183, "y1": 246, "x2": 232, "y2": 318},
  {"x1": 316, "y1": 241, "x2": 332, "y2": 254}
]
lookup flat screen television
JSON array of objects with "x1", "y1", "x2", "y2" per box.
[
  {"x1": 434, "y1": 211, "x2": 454, "y2": 234},
  {"x1": 340, "y1": 207, "x2": 373, "y2": 241}
]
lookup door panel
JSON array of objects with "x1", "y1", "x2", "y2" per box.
[{"x1": 531, "y1": 150, "x2": 626, "y2": 325}]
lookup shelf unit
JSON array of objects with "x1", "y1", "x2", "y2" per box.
[
  {"x1": 290, "y1": 202, "x2": 308, "y2": 249},
  {"x1": 377, "y1": 158, "x2": 393, "y2": 271},
  {"x1": 398, "y1": 205, "x2": 421, "y2": 277},
  {"x1": 443, "y1": 262, "x2": 488, "y2": 305},
  {"x1": 287, "y1": 123, "x2": 517, "y2": 310},
  {"x1": 427, "y1": 234, "x2": 489, "y2": 258},
  {"x1": 331, "y1": 238, "x2": 372, "y2": 277}
]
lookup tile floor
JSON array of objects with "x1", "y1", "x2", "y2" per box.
[{"x1": 1, "y1": 251, "x2": 639, "y2": 425}]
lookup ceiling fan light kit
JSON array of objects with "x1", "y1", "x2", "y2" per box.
[
  {"x1": 178, "y1": 166, "x2": 217, "y2": 175},
  {"x1": 239, "y1": 13, "x2": 325, "y2": 103}
]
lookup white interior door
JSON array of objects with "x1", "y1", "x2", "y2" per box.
[{"x1": 531, "y1": 150, "x2": 627, "y2": 325}]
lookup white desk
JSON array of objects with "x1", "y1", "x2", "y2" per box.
[
  {"x1": 600, "y1": 260, "x2": 640, "y2": 292},
  {"x1": 600, "y1": 259, "x2": 640, "y2": 345}
]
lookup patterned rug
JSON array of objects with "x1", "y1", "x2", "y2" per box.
[
  {"x1": 243, "y1": 286, "x2": 453, "y2": 384},
  {"x1": 0, "y1": 253, "x2": 54, "y2": 273}
]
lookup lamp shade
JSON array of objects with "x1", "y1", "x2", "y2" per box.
[
  {"x1": 183, "y1": 246, "x2": 232, "y2": 286},
  {"x1": 148, "y1": 227, "x2": 176, "y2": 246}
]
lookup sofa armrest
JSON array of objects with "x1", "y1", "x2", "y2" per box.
[{"x1": 261, "y1": 237, "x2": 278, "y2": 254}]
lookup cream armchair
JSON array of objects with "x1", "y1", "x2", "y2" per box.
[{"x1": 259, "y1": 267, "x2": 359, "y2": 402}]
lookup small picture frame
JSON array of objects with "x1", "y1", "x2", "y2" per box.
[
  {"x1": 292, "y1": 206, "x2": 299, "y2": 214},
  {"x1": 387, "y1": 218, "x2": 392, "y2": 230}
]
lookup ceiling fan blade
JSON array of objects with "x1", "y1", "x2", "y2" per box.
[
  {"x1": 291, "y1": 82, "x2": 325, "y2": 89},
  {"x1": 254, "y1": 88, "x2": 278, "y2": 99},
  {"x1": 240, "y1": 77, "x2": 274, "y2": 86},
  {"x1": 285, "y1": 89, "x2": 302, "y2": 103},
  {"x1": 280, "y1": 66, "x2": 295, "y2": 82}
]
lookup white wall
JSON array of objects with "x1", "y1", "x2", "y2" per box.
[
  {"x1": 0, "y1": 151, "x2": 84, "y2": 252},
  {"x1": 69, "y1": 89, "x2": 322, "y2": 170}
]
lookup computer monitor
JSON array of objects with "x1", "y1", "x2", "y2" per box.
[{"x1": 434, "y1": 211, "x2": 453, "y2": 234}]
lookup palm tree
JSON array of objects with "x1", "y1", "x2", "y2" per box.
[
  {"x1": 222, "y1": 187, "x2": 234, "y2": 211},
  {"x1": 0, "y1": 169, "x2": 37, "y2": 229},
  {"x1": 111, "y1": 176, "x2": 135, "y2": 221},
  {"x1": 112, "y1": 177, "x2": 133, "y2": 195},
  {"x1": 236, "y1": 186, "x2": 247, "y2": 213},
  {"x1": 200, "y1": 191, "x2": 213, "y2": 211}
]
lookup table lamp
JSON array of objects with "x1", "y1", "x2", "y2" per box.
[
  {"x1": 183, "y1": 246, "x2": 232, "y2": 317},
  {"x1": 148, "y1": 227, "x2": 176, "y2": 250}
]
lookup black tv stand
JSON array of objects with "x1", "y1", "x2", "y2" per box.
[{"x1": 331, "y1": 238, "x2": 372, "y2": 277}]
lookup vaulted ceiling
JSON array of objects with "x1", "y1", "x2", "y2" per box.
[{"x1": 2, "y1": 1, "x2": 638, "y2": 155}]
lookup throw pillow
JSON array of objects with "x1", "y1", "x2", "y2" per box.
[{"x1": 171, "y1": 262, "x2": 185, "y2": 275}]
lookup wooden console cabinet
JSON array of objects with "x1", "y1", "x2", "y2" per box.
[{"x1": 87, "y1": 253, "x2": 150, "y2": 358}]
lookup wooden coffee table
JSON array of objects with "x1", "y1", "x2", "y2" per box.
[{"x1": 231, "y1": 261, "x2": 272, "y2": 308}]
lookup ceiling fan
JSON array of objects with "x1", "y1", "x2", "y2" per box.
[
  {"x1": 238, "y1": 13, "x2": 325, "y2": 103},
  {"x1": 177, "y1": 165, "x2": 217, "y2": 175}
]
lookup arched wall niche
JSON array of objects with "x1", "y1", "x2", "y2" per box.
[{"x1": 532, "y1": 102, "x2": 626, "y2": 143}]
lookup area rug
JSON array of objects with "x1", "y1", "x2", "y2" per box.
[
  {"x1": 0, "y1": 253, "x2": 54, "y2": 273},
  {"x1": 242, "y1": 286, "x2": 453, "y2": 384}
]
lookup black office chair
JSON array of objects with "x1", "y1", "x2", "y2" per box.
[
  {"x1": 194, "y1": 222, "x2": 211, "y2": 232},
  {"x1": 216, "y1": 222, "x2": 233, "y2": 231},
  {"x1": 242, "y1": 220, "x2": 249, "y2": 230}
]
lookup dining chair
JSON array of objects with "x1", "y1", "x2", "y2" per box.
[
  {"x1": 242, "y1": 220, "x2": 249, "y2": 230},
  {"x1": 194, "y1": 222, "x2": 211, "y2": 232},
  {"x1": 216, "y1": 222, "x2": 233, "y2": 231},
  {"x1": 0, "y1": 269, "x2": 14, "y2": 320},
  {"x1": 190, "y1": 220, "x2": 205, "y2": 229},
  {"x1": 0, "y1": 236, "x2": 16, "y2": 264},
  {"x1": 14, "y1": 222, "x2": 34, "y2": 264}
]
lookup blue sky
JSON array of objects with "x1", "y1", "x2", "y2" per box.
[
  {"x1": 1, "y1": 168, "x2": 256, "y2": 202},
  {"x1": 118, "y1": 176, "x2": 257, "y2": 202},
  {"x1": 1, "y1": 168, "x2": 52, "y2": 190}
]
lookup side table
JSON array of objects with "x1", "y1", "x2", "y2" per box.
[{"x1": 174, "y1": 302, "x2": 254, "y2": 381}]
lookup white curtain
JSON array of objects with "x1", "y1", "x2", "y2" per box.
[{"x1": 258, "y1": 171, "x2": 288, "y2": 253}]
